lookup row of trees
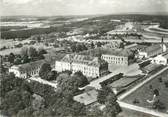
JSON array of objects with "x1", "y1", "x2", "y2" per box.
[
  {"x1": 86, "y1": 86, "x2": 122, "y2": 117},
  {"x1": 1, "y1": 26, "x2": 71, "y2": 39},
  {"x1": 0, "y1": 70, "x2": 89, "y2": 116},
  {"x1": 0, "y1": 73, "x2": 35, "y2": 116},
  {"x1": 70, "y1": 43, "x2": 88, "y2": 53},
  {"x1": 6, "y1": 47, "x2": 47, "y2": 65},
  {"x1": 0, "y1": 70, "x2": 121, "y2": 117}
]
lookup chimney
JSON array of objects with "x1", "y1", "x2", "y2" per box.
[{"x1": 161, "y1": 36, "x2": 164, "y2": 53}]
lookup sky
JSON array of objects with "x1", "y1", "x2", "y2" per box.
[{"x1": 0, "y1": 0, "x2": 168, "y2": 16}]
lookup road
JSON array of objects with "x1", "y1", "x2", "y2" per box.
[
  {"x1": 27, "y1": 76, "x2": 57, "y2": 89},
  {"x1": 118, "y1": 101, "x2": 168, "y2": 117},
  {"x1": 92, "y1": 38, "x2": 168, "y2": 43},
  {"x1": 144, "y1": 25, "x2": 168, "y2": 35},
  {"x1": 80, "y1": 63, "x2": 144, "y2": 90},
  {"x1": 80, "y1": 70, "x2": 121, "y2": 90}
]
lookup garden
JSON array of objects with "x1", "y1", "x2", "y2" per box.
[{"x1": 122, "y1": 69, "x2": 168, "y2": 113}]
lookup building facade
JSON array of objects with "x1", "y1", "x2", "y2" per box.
[
  {"x1": 9, "y1": 60, "x2": 46, "y2": 78},
  {"x1": 101, "y1": 49, "x2": 134, "y2": 66},
  {"x1": 55, "y1": 54, "x2": 108, "y2": 78},
  {"x1": 151, "y1": 55, "x2": 167, "y2": 65},
  {"x1": 138, "y1": 44, "x2": 166, "y2": 59}
]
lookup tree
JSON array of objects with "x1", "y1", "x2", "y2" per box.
[
  {"x1": 38, "y1": 54, "x2": 45, "y2": 59},
  {"x1": 8, "y1": 53, "x2": 15, "y2": 63},
  {"x1": 103, "y1": 93, "x2": 121, "y2": 117},
  {"x1": 73, "y1": 71, "x2": 89, "y2": 87},
  {"x1": 14, "y1": 57, "x2": 22, "y2": 65},
  {"x1": 38, "y1": 48, "x2": 47, "y2": 55},
  {"x1": 39, "y1": 97, "x2": 86, "y2": 117},
  {"x1": 32, "y1": 94, "x2": 45, "y2": 111},
  {"x1": 86, "y1": 105, "x2": 103, "y2": 117},
  {"x1": 0, "y1": 70, "x2": 88, "y2": 117},
  {"x1": 17, "y1": 107, "x2": 34, "y2": 117},
  {"x1": 81, "y1": 43, "x2": 88, "y2": 51},
  {"x1": 37, "y1": 36, "x2": 41, "y2": 42},
  {"x1": 76, "y1": 44, "x2": 83, "y2": 52},
  {"x1": 119, "y1": 42, "x2": 125, "y2": 49},
  {"x1": 91, "y1": 42, "x2": 95, "y2": 49},
  {"x1": 60, "y1": 70, "x2": 72, "y2": 75},
  {"x1": 57, "y1": 73, "x2": 80, "y2": 97},
  {"x1": 0, "y1": 73, "x2": 16, "y2": 97},
  {"x1": 0, "y1": 87, "x2": 33, "y2": 116},
  {"x1": 97, "y1": 86, "x2": 113, "y2": 104},
  {"x1": 22, "y1": 55, "x2": 30, "y2": 63},
  {"x1": 28, "y1": 47, "x2": 38, "y2": 59},
  {"x1": 71, "y1": 44, "x2": 77, "y2": 52},
  {"x1": 57, "y1": 73, "x2": 70, "y2": 87},
  {"x1": 96, "y1": 42, "x2": 102, "y2": 47},
  {"x1": 39, "y1": 63, "x2": 52, "y2": 80},
  {"x1": 164, "y1": 81, "x2": 168, "y2": 88},
  {"x1": 47, "y1": 71, "x2": 57, "y2": 81}
]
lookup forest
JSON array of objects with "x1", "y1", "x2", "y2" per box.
[{"x1": 1, "y1": 14, "x2": 168, "y2": 39}]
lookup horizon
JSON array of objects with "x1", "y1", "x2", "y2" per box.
[
  {"x1": 1, "y1": 0, "x2": 168, "y2": 16},
  {"x1": 1, "y1": 12, "x2": 168, "y2": 17}
]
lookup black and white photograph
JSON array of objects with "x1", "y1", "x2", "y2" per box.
[{"x1": 0, "y1": 0, "x2": 168, "y2": 117}]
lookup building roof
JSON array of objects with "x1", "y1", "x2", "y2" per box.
[
  {"x1": 163, "y1": 53, "x2": 168, "y2": 59},
  {"x1": 125, "y1": 43, "x2": 138, "y2": 49},
  {"x1": 12, "y1": 53, "x2": 63, "y2": 73},
  {"x1": 110, "y1": 76, "x2": 142, "y2": 88},
  {"x1": 140, "y1": 44, "x2": 162, "y2": 54},
  {"x1": 153, "y1": 55, "x2": 167, "y2": 60},
  {"x1": 102, "y1": 48, "x2": 133, "y2": 57},
  {"x1": 73, "y1": 89, "x2": 98, "y2": 105},
  {"x1": 11, "y1": 59, "x2": 46, "y2": 73},
  {"x1": 60, "y1": 54, "x2": 106, "y2": 67},
  {"x1": 61, "y1": 54, "x2": 74, "y2": 63},
  {"x1": 143, "y1": 64, "x2": 162, "y2": 73},
  {"x1": 44, "y1": 53, "x2": 65, "y2": 66},
  {"x1": 17, "y1": 53, "x2": 64, "y2": 72}
]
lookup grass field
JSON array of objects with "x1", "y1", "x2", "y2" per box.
[
  {"x1": 117, "y1": 108, "x2": 157, "y2": 117},
  {"x1": 122, "y1": 69, "x2": 168, "y2": 113}
]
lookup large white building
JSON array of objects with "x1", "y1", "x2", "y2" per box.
[
  {"x1": 55, "y1": 54, "x2": 108, "y2": 78},
  {"x1": 151, "y1": 55, "x2": 167, "y2": 65},
  {"x1": 9, "y1": 60, "x2": 46, "y2": 78},
  {"x1": 101, "y1": 49, "x2": 134, "y2": 66},
  {"x1": 151, "y1": 53, "x2": 168, "y2": 65},
  {"x1": 138, "y1": 44, "x2": 166, "y2": 59},
  {"x1": 8, "y1": 54, "x2": 59, "y2": 79}
]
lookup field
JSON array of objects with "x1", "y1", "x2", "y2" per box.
[
  {"x1": 117, "y1": 108, "x2": 157, "y2": 117},
  {"x1": 122, "y1": 69, "x2": 168, "y2": 113},
  {"x1": 0, "y1": 39, "x2": 50, "y2": 55}
]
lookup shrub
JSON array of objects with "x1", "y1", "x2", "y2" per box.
[
  {"x1": 149, "y1": 85, "x2": 153, "y2": 89},
  {"x1": 164, "y1": 81, "x2": 168, "y2": 88},
  {"x1": 133, "y1": 98, "x2": 140, "y2": 104},
  {"x1": 158, "y1": 77, "x2": 162, "y2": 83}
]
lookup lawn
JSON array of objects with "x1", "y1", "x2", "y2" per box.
[
  {"x1": 122, "y1": 69, "x2": 168, "y2": 113},
  {"x1": 117, "y1": 108, "x2": 157, "y2": 117}
]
